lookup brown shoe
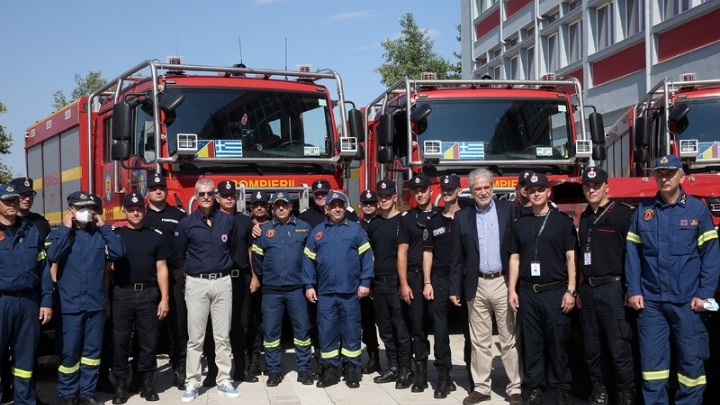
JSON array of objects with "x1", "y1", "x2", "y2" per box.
[
  {"x1": 509, "y1": 393, "x2": 523, "y2": 405},
  {"x1": 462, "y1": 391, "x2": 491, "y2": 404}
]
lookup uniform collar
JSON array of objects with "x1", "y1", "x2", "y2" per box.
[
  {"x1": 325, "y1": 218, "x2": 348, "y2": 227},
  {"x1": 654, "y1": 189, "x2": 687, "y2": 208},
  {"x1": 272, "y1": 215, "x2": 297, "y2": 226}
]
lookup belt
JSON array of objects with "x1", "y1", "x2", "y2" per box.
[
  {"x1": 0, "y1": 289, "x2": 35, "y2": 297},
  {"x1": 374, "y1": 274, "x2": 397, "y2": 283},
  {"x1": 188, "y1": 271, "x2": 230, "y2": 280},
  {"x1": 230, "y1": 267, "x2": 251, "y2": 277},
  {"x1": 116, "y1": 281, "x2": 157, "y2": 291},
  {"x1": 520, "y1": 280, "x2": 566, "y2": 293},
  {"x1": 584, "y1": 275, "x2": 621, "y2": 287},
  {"x1": 479, "y1": 271, "x2": 503, "y2": 280}
]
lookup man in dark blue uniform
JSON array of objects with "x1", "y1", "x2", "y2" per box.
[
  {"x1": 367, "y1": 180, "x2": 412, "y2": 388},
  {"x1": 47, "y1": 191, "x2": 125, "y2": 405},
  {"x1": 9, "y1": 177, "x2": 51, "y2": 241},
  {"x1": 577, "y1": 167, "x2": 635, "y2": 405},
  {"x1": 110, "y1": 193, "x2": 169, "y2": 404},
  {"x1": 625, "y1": 155, "x2": 720, "y2": 405},
  {"x1": 252, "y1": 191, "x2": 314, "y2": 387},
  {"x1": 507, "y1": 173, "x2": 577, "y2": 405},
  {"x1": 303, "y1": 191, "x2": 373, "y2": 389},
  {"x1": 0, "y1": 183, "x2": 53, "y2": 405},
  {"x1": 397, "y1": 174, "x2": 435, "y2": 392},
  {"x1": 143, "y1": 173, "x2": 187, "y2": 390}
]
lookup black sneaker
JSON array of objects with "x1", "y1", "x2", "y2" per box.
[{"x1": 266, "y1": 372, "x2": 282, "y2": 387}]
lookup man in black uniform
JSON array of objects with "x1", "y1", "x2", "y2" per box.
[
  {"x1": 422, "y1": 175, "x2": 462, "y2": 398},
  {"x1": 577, "y1": 167, "x2": 635, "y2": 405},
  {"x1": 142, "y1": 173, "x2": 187, "y2": 389},
  {"x1": 245, "y1": 191, "x2": 268, "y2": 377},
  {"x1": 110, "y1": 193, "x2": 170, "y2": 404},
  {"x1": 515, "y1": 170, "x2": 532, "y2": 214},
  {"x1": 397, "y1": 174, "x2": 435, "y2": 393},
  {"x1": 358, "y1": 189, "x2": 380, "y2": 375},
  {"x1": 508, "y1": 173, "x2": 577, "y2": 405},
  {"x1": 368, "y1": 180, "x2": 413, "y2": 389}
]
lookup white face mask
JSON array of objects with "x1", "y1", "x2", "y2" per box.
[{"x1": 75, "y1": 208, "x2": 94, "y2": 223}]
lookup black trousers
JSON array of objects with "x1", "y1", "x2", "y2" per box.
[
  {"x1": 360, "y1": 296, "x2": 379, "y2": 351},
  {"x1": 373, "y1": 278, "x2": 411, "y2": 358},
  {"x1": 578, "y1": 280, "x2": 635, "y2": 390},
  {"x1": 162, "y1": 267, "x2": 188, "y2": 369},
  {"x1": 404, "y1": 269, "x2": 430, "y2": 361},
  {"x1": 429, "y1": 271, "x2": 452, "y2": 370},
  {"x1": 112, "y1": 286, "x2": 160, "y2": 380}
]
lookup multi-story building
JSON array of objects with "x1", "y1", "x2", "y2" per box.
[{"x1": 460, "y1": 0, "x2": 720, "y2": 128}]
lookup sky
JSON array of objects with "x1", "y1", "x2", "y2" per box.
[{"x1": 0, "y1": 0, "x2": 460, "y2": 177}]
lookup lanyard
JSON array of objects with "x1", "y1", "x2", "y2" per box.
[
  {"x1": 532, "y1": 211, "x2": 551, "y2": 261},
  {"x1": 584, "y1": 201, "x2": 615, "y2": 253}
]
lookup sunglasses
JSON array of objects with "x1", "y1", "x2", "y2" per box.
[
  {"x1": 197, "y1": 191, "x2": 216, "y2": 198},
  {"x1": 20, "y1": 191, "x2": 37, "y2": 199}
]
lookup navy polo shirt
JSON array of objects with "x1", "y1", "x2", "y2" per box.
[{"x1": 175, "y1": 208, "x2": 236, "y2": 275}]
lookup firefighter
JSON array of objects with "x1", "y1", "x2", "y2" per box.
[
  {"x1": 367, "y1": 180, "x2": 412, "y2": 388},
  {"x1": 299, "y1": 179, "x2": 358, "y2": 227},
  {"x1": 9, "y1": 177, "x2": 51, "y2": 240},
  {"x1": 422, "y1": 175, "x2": 462, "y2": 399},
  {"x1": 0, "y1": 183, "x2": 53, "y2": 405},
  {"x1": 143, "y1": 173, "x2": 187, "y2": 390},
  {"x1": 625, "y1": 155, "x2": 720, "y2": 405},
  {"x1": 507, "y1": 173, "x2": 577, "y2": 405},
  {"x1": 577, "y1": 167, "x2": 636, "y2": 405},
  {"x1": 47, "y1": 191, "x2": 125, "y2": 405},
  {"x1": 397, "y1": 174, "x2": 435, "y2": 392},
  {"x1": 358, "y1": 189, "x2": 381, "y2": 375},
  {"x1": 245, "y1": 190, "x2": 268, "y2": 377},
  {"x1": 302, "y1": 191, "x2": 373, "y2": 389},
  {"x1": 251, "y1": 191, "x2": 314, "y2": 387},
  {"x1": 110, "y1": 193, "x2": 169, "y2": 404}
]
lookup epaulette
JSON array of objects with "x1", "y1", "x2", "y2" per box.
[
  {"x1": 153, "y1": 228, "x2": 163, "y2": 235},
  {"x1": 401, "y1": 211, "x2": 409, "y2": 217}
]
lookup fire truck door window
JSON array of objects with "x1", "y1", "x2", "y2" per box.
[{"x1": 134, "y1": 105, "x2": 156, "y2": 163}]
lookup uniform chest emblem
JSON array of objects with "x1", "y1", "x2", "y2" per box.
[
  {"x1": 221, "y1": 234, "x2": 228, "y2": 242},
  {"x1": 432, "y1": 227, "x2": 446, "y2": 237},
  {"x1": 680, "y1": 219, "x2": 688, "y2": 226},
  {"x1": 315, "y1": 231, "x2": 324, "y2": 241},
  {"x1": 266, "y1": 229, "x2": 276, "y2": 238},
  {"x1": 642, "y1": 209, "x2": 654, "y2": 221},
  {"x1": 0, "y1": 231, "x2": 5, "y2": 242},
  {"x1": 423, "y1": 229, "x2": 429, "y2": 240},
  {"x1": 690, "y1": 219, "x2": 699, "y2": 226}
]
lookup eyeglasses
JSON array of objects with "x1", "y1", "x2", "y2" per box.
[
  {"x1": 20, "y1": 192, "x2": 37, "y2": 199},
  {"x1": 197, "y1": 191, "x2": 216, "y2": 198}
]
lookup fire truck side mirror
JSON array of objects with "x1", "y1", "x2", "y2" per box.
[
  {"x1": 592, "y1": 145, "x2": 607, "y2": 161},
  {"x1": 354, "y1": 144, "x2": 365, "y2": 161},
  {"x1": 633, "y1": 148, "x2": 648, "y2": 164},
  {"x1": 377, "y1": 147, "x2": 394, "y2": 163},
  {"x1": 669, "y1": 103, "x2": 690, "y2": 134},
  {"x1": 111, "y1": 142, "x2": 131, "y2": 161},
  {"x1": 158, "y1": 89, "x2": 185, "y2": 113},
  {"x1": 112, "y1": 103, "x2": 133, "y2": 142},
  {"x1": 378, "y1": 113, "x2": 395, "y2": 147},
  {"x1": 634, "y1": 116, "x2": 650, "y2": 148},
  {"x1": 589, "y1": 112, "x2": 605, "y2": 144},
  {"x1": 348, "y1": 109, "x2": 365, "y2": 142}
]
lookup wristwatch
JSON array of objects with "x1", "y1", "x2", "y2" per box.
[{"x1": 566, "y1": 289, "x2": 577, "y2": 298}]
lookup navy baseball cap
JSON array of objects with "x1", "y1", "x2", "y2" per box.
[
  {"x1": 9, "y1": 177, "x2": 33, "y2": 194},
  {"x1": 376, "y1": 180, "x2": 396, "y2": 195},
  {"x1": 249, "y1": 190, "x2": 269, "y2": 204},
  {"x1": 217, "y1": 180, "x2": 237, "y2": 196},
  {"x1": 360, "y1": 189, "x2": 378, "y2": 203},
  {"x1": 67, "y1": 191, "x2": 95, "y2": 207},
  {"x1": 439, "y1": 175, "x2": 460, "y2": 190},
  {"x1": 653, "y1": 155, "x2": 683, "y2": 170},
  {"x1": 147, "y1": 173, "x2": 167, "y2": 188},
  {"x1": 325, "y1": 190, "x2": 348, "y2": 205},
  {"x1": 0, "y1": 184, "x2": 20, "y2": 201},
  {"x1": 518, "y1": 169, "x2": 533, "y2": 186},
  {"x1": 409, "y1": 174, "x2": 430, "y2": 189},
  {"x1": 526, "y1": 173, "x2": 549, "y2": 188},
  {"x1": 89, "y1": 194, "x2": 103, "y2": 210},
  {"x1": 311, "y1": 179, "x2": 331, "y2": 194},
  {"x1": 270, "y1": 192, "x2": 290, "y2": 204},
  {"x1": 582, "y1": 167, "x2": 608, "y2": 184},
  {"x1": 123, "y1": 192, "x2": 145, "y2": 209}
]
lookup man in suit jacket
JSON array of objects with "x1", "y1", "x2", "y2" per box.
[{"x1": 449, "y1": 167, "x2": 522, "y2": 405}]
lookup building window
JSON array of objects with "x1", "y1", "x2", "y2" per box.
[
  {"x1": 492, "y1": 65, "x2": 501, "y2": 79},
  {"x1": 525, "y1": 47, "x2": 535, "y2": 79},
  {"x1": 625, "y1": 0, "x2": 644, "y2": 37},
  {"x1": 522, "y1": 24, "x2": 535, "y2": 41},
  {"x1": 490, "y1": 46, "x2": 502, "y2": 60},
  {"x1": 505, "y1": 34, "x2": 519, "y2": 49},
  {"x1": 510, "y1": 56, "x2": 519, "y2": 79},
  {"x1": 597, "y1": 3, "x2": 614, "y2": 51},
  {"x1": 566, "y1": 0, "x2": 580, "y2": 12},
  {"x1": 665, "y1": 0, "x2": 691, "y2": 18},
  {"x1": 568, "y1": 20, "x2": 583, "y2": 64},
  {"x1": 546, "y1": 34, "x2": 559, "y2": 73}
]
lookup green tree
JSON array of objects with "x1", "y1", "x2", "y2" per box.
[
  {"x1": 53, "y1": 71, "x2": 107, "y2": 109},
  {"x1": 0, "y1": 101, "x2": 13, "y2": 183},
  {"x1": 376, "y1": 12, "x2": 460, "y2": 86}
]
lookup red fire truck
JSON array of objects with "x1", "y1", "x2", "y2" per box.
[
  {"x1": 24, "y1": 59, "x2": 363, "y2": 225},
  {"x1": 604, "y1": 73, "x2": 720, "y2": 224},
  {"x1": 361, "y1": 74, "x2": 606, "y2": 220}
]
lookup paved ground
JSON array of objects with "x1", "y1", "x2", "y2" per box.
[{"x1": 30, "y1": 334, "x2": 590, "y2": 405}]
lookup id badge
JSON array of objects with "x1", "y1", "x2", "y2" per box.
[
  {"x1": 531, "y1": 261, "x2": 541, "y2": 277},
  {"x1": 584, "y1": 252, "x2": 592, "y2": 266}
]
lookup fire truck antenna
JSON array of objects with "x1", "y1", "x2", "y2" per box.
[
  {"x1": 284, "y1": 37, "x2": 288, "y2": 71},
  {"x1": 238, "y1": 34, "x2": 244, "y2": 65}
]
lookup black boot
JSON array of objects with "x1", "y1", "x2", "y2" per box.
[
  {"x1": 589, "y1": 381, "x2": 608, "y2": 405},
  {"x1": 554, "y1": 389, "x2": 569, "y2": 405},
  {"x1": 234, "y1": 360, "x2": 258, "y2": 383},
  {"x1": 345, "y1": 364, "x2": 361, "y2": 388},
  {"x1": 433, "y1": 367, "x2": 453, "y2": 399},
  {"x1": 112, "y1": 380, "x2": 128, "y2": 405},
  {"x1": 373, "y1": 356, "x2": 399, "y2": 384},
  {"x1": 97, "y1": 367, "x2": 114, "y2": 394},
  {"x1": 395, "y1": 356, "x2": 414, "y2": 389},
  {"x1": 362, "y1": 349, "x2": 381, "y2": 374},
  {"x1": 58, "y1": 398, "x2": 77, "y2": 405},
  {"x1": 173, "y1": 364, "x2": 186, "y2": 390},
  {"x1": 248, "y1": 352, "x2": 262, "y2": 376},
  {"x1": 316, "y1": 365, "x2": 340, "y2": 388},
  {"x1": 139, "y1": 372, "x2": 159, "y2": 401},
  {"x1": 203, "y1": 360, "x2": 218, "y2": 387},
  {"x1": 525, "y1": 387, "x2": 543, "y2": 405},
  {"x1": 618, "y1": 389, "x2": 635, "y2": 405},
  {"x1": 411, "y1": 360, "x2": 428, "y2": 393},
  {"x1": 78, "y1": 397, "x2": 102, "y2": 405}
]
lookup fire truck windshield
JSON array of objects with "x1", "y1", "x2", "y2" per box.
[
  {"x1": 165, "y1": 87, "x2": 333, "y2": 159},
  {"x1": 414, "y1": 98, "x2": 572, "y2": 161},
  {"x1": 675, "y1": 98, "x2": 720, "y2": 150}
]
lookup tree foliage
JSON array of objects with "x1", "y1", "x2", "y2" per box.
[
  {"x1": 376, "y1": 12, "x2": 460, "y2": 86},
  {"x1": 0, "y1": 101, "x2": 13, "y2": 183},
  {"x1": 53, "y1": 71, "x2": 107, "y2": 109}
]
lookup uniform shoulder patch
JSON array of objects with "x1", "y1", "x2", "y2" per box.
[
  {"x1": 266, "y1": 229, "x2": 276, "y2": 238},
  {"x1": 401, "y1": 211, "x2": 408, "y2": 217},
  {"x1": 315, "y1": 231, "x2": 324, "y2": 241},
  {"x1": 642, "y1": 209, "x2": 654, "y2": 221}
]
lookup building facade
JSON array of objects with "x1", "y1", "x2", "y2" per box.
[{"x1": 460, "y1": 0, "x2": 720, "y2": 128}]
